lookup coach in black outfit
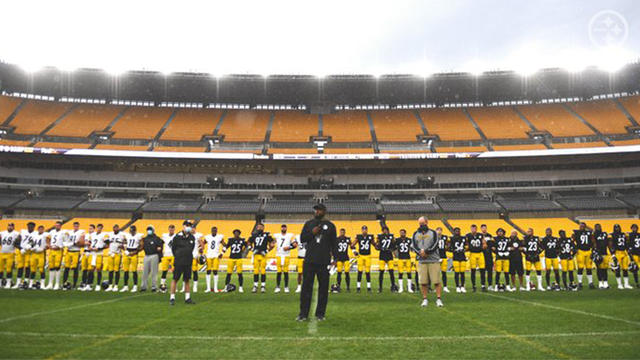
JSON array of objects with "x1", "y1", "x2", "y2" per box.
[
  {"x1": 169, "y1": 220, "x2": 196, "y2": 305},
  {"x1": 297, "y1": 203, "x2": 337, "y2": 321}
]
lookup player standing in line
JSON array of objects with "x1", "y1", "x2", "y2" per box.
[
  {"x1": 79, "y1": 224, "x2": 95, "y2": 291},
  {"x1": 480, "y1": 224, "x2": 495, "y2": 291},
  {"x1": 449, "y1": 227, "x2": 467, "y2": 293},
  {"x1": 352, "y1": 225, "x2": 373, "y2": 293},
  {"x1": 186, "y1": 225, "x2": 204, "y2": 293},
  {"x1": 293, "y1": 234, "x2": 305, "y2": 293},
  {"x1": 395, "y1": 229, "x2": 414, "y2": 293},
  {"x1": 558, "y1": 230, "x2": 577, "y2": 291},
  {"x1": 62, "y1": 222, "x2": 85, "y2": 290},
  {"x1": 592, "y1": 224, "x2": 611, "y2": 289},
  {"x1": 541, "y1": 227, "x2": 561, "y2": 290},
  {"x1": 223, "y1": 229, "x2": 246, "y2": 292},
  {"x1": 273, "y1": 224, "x2": 294, "y2": 293},
  {"x1": 435, "y1": 227, "x2": 450, "y2": 293},
  {"x1": 610, "y1": 224, "x2": 633, "y2": 289},
  {"x1": 509, "y1": 230, "x2": 526, "y2": 291},
  {"x1": 248, "y1": 223, "x2": 274, "y2": 293},
  {"x1": 203, "y1": 226, "x2": 224, "y2": 293},
  {"x1": 159, "y1": 224, "x2": 176, "y2": 293},
  {"x1": 523, "y1": 228, "x2": 544, "y2": 291},
  {"x1": 628, "y1": 224, "x2": 640, "y2": 288},
  {"x1": 28, "y1": 225, "x2": 48, "y2": 289},
  {"x1": 492, "y1": 228, "x2": 512, "y2": 292},
  {"x1": 120, "y1": 226, "x2": 142, "y2": 292},
  {"x1": 375, "y1": 226, "x2": 396, "y2": 293},
  {"x1": 87, "y1": 224, "x2": 106, "y2": 291},
  {"x1": 44, "y1": 221, "x2": 66, "y2": 290},
  {"x1": 0, "y1": 223, "x2": 20, "y2": 289},
  {"x1": 465, "y1": 224, "x2": 487, "y2": 292},
  {"x1": 335, "y1": 228, "x2": 351, "y2": 292},
  {"x1": 573, "y1": 222, "x2": 595, "y2": 290},
  {"x1": 105, "y1": 224, "x2": 125, "y2": 292},
  {"x1": 14, "y1": 222, "x2": 36, "y2": 288}
]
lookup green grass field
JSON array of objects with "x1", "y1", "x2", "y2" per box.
[{"x1": 1, "y1": 273, "x2": 639, "y2": 359}]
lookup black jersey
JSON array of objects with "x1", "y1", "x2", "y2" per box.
[
  {"x1": 523, "y1": 235, "x2": 541, "y2": 262},
  {"x1": 630, "y1": 232, "x2": 640, "y2": 255},
  {"x1": 509, "y1": 237, "x2": 524, "y2": 263},
  {"x1": 248, "y1": 231, "x2": 273, "y2": 255},
  {"x1": 611, "y1": 232, "x2": 627, "y2": 252},
  {"x1": 542, "y1": 236, "x2": 559, "y2": 259},
  {"x1": 396, "y1": 236, "x2": 412, "y2": 260},
  {"x1": 573, "y1": 230, "x2": 593, "y2": 251},
  {"x1": 593, "y1": 231, "x2": 609, "y2": 254},
  {"x1": 482, "y1": 232, "x2": 494, "y2": 255},
  {"x1": 377, "y1": 233, "x2": 395, "y2": 261},
  {"x1": 466, "y1": 232, "x2": 484, "y2": 253},
  {"x1": 336, "y1": 236, "x2": 351, "y2": 261},
  {"x1": 356, "y1": 234, "x2": 373, "y2": 256},
  {"x1": 449, "y1": 235, "x2": 466, "y2": 261},
  {"x1": 494, "y1": 235, "x2": 510, "y2": 260},
  {"x1": 227, "y1": 237, "x2": 246, "y2": 259},
  {"x1": 438, "y1": 234, "x2": 449, "y2": 259},
  {"x1": 558, "y1": 237, "x2": 575, "y2": 260}
]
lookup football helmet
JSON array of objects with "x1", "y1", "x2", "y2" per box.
[
  {"x1": 101, "y1": 280, "x2": 110, "y2": 290},
  {"x1": 198, "y1": 255, "x2": 206, "y2": 265},
  {"x1": 330, "y1": 284, "x2": 340, "y2": 293},
  {"x1": 591, "y1": 251, "x2": 603, "y2": 265},
  {"x1": 223, "y1": 283, "x2": 236, "y2": 293}
]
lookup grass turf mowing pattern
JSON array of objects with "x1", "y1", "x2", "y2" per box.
[{"x1": 0, "y1": 274, "x2": 639, "y2": 359}]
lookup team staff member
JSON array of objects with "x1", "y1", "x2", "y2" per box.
[
  {"x1": 412, "y1": 216, "x2": 443, "y2": 308},
  {"x1": 395, "y1": 229, "x2": 414, "y2": 293},
  {"x1": 297, "y1": 203, "x2": 337, "y2": 322},
  {"x1": 169, "y1": 221, "x2": 197, "y2": 305},
  {"x1": 141, "y1": 225, "x2": 163, "y2": 292}
]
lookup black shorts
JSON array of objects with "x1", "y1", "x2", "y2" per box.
[
  {"x1": 173, "y1": 262, "x2": 191, "y2": 282},
  {"x1": 509, "y1": 259, "x2": 524, "y2": 276}
]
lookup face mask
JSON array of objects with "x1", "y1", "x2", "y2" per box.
[
  {"x1": 147, "y1": 230, "x2": 153, "y2": 235},
  {"x1": 419, "y1": 224, "x2": 428, "y2": 231},
  {"x1": 184, "y1": 226, "x2": 192, "y2": 233}
]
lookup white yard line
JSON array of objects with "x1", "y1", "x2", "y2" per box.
[
  {"x1": 1, "y1": 330, "x2": 639, "y2": 342},
  {"x1": 0, "y1": 293, "x2": 150, "y2": 324},
  {"x1": 482, "y1": 292, "x2": 640, "y2": 327}
]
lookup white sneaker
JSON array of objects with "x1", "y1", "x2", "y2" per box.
[
  {"x1": 436, "y1": 298, "x2": 444, "y2": 307},
  {"x1": 131, "y1": 285, "x2": 137, "y2": 293},
  {"x1": 112, "y1": 286, "x2": 119, "y2": 292},
  {"x1": 205, "y1": 288, "x2": 212, "y2": 293},
  {"x1": 625, "y1": 284, "x2": 633, "y2": 289},
  {"x1": 520, "y1": 286, "x2": 526, "y2": 291},
  {"x1": 53, "y1": 284, "x2": 60, "y2": 291},
  {"x1": 11, "y1": 282, "x2": 20, "y2": 289},
  {"x1": 398, "y1": 287, "x2": 404, "y2": 293},
  {"x1": 106, "y1": 285, "x2": 113, "y2": 292},
  {"x1": 120, "y1": 286, "x2": 129, "y2": 292},
  {"x1": 4, "y1": 281, "x2": 11, "y2": 289},
  {"x1": 456, "y1": 287, "x2": 461, "y2": 293},
  {"x1": 274, "y1": 287, "x2": 281, "y2": 293},
  {"x1": 443, "y1": 287, "x2": 450, "y2": 293},
  {"x1": 85, "y1": 284, "x2": 92, "y2": 291},
  {"x1": 538, "y1": 286, "x2": 546, "y2": 292},
  {"x1": 95, "y1": 285, "x2": 101, "y2": 292},
  {"x1": 238, "y1": 286, "x2": 244, "y2": 293},
  {"x1": 420, "y1": 299, "x2": 428, "y2": 307},
  {"x1": 43, "y1": 283, "x2": 51, "y2": 290},
  {"x1": 284, "y1": 287, "x2": 290, "y2": 293},
  {"x1": 618, "y1": 284, "x2": 624, "y2": 290},
  {"x1": 261, "y1": 286, "x2": 266, "y2": 293},
  {"x1": 193, "y1": 286, "x2": 198, "y2": 293},
  {"x1": 460, "y1": 287, "x2": 467, "y2": 293},
  {"x1": 408, "y1": 285, "x2": 414, "y2": 293},
  {"x1": 295, "y1": 285, "x2": 301, "y2": 293}
]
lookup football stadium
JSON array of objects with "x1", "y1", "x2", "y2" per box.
[{"x1": 1, "y1": 1, "x2": 640, "y2": 359}]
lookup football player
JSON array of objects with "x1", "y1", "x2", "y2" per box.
[
  {"x1": 159, "y1": 224, "x2": 176, "y2": 292},
  {"x1": 273, "y1": 224, "x2": 294, "y2": 293},
  {"x1": 573, "y1": 222, "x2": 594, "y2": 289},
  {"x1": 14, "y1": 221, "x2": 36, "y2": 288},
  {"x1": 375, "y1": 226, "x2": 396, "y2": 293},
  {"x1": 0, "y1": 223, "x2": 20, "y2": 289},
  {"x1": 105, "y1": 224, "x2": 125, "y2": 292},
  {"x1": 541, "y1": 227, "x2": 560, "y2": 290},
  {"x1": 203, "y1": 226, "x2": 224, "y2": 293},
  {"x1": 480, "y1": 224, "x2": 495, "y2": 291},
  {"x1": 28, "y1": 225, "x2": 48, "y2": 289},
  {"x1": 465, "y1": 224, "x2": 487, "y2": 292},
  {"x1": 185, "y1": 225, "x2": 204, "y2": 293},
  {"x1": 395, "y1": 229, "x2": 414, "y2": 293},
  {"x1": 120, "y1": 225, "x2": 142, "y2": 292},
  {"x1": 493, "y1": 228, "x2": 512, "y2": 291},
  {"x1": 293, "y1": 234, "x2": 305, "y2": 293},
  {"x1": 509, "y1": 230, "x2": 525, "y2": 291},
  {"x1": 558, "y1": 230, "x2": 577, "y2": 291},
  {"x1": 449, "y1": 227, "x2": 467, "y2": 293},
  {"x1": 62, "y1": 221, "x2": 85, "y2": 290},
  {"x1": 248, "y1": 223, "x2": 274, "y2": 293},
  {"x1": 79, "y1": 224, "x2": 96, "y2": 291},
  {"x1": 523, "y1": 228, "x2": 544, "y2": 291},
  {"x1": 223, "y1": 229, "x2": 246, "y2": 292},
  {"x1": 629, "y1": 224, "x2": 640, "y2": 287},
  {"x1": 610, "y1": 224, "x2": 632, "y2": 289},
  {"x1": 435, "y1": 227, "x2": 450, "y2": 293},
  {"x1": 352, "y1": 225, "x2": 373, "y2": 293},
  {"x1": 44, "y1": 221, "x2": 66, "y2": 290},
  {"x1": 335, "y1": 228, "x2": 351, "y2": 291},
  {"x1": 87, "y1": 224, "x2": 106, "y2": 291},
  {"x1": 592, "y1": 223, "x2": 611, "y2": 289}
]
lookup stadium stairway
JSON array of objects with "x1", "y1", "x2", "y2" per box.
[
  {"x1": 462, "y1": 108, "x2": 493, "y2": 151},
  {"x1": 365, "y1": 112, "x2": 380, "y2": 153},
  {"x1": 262, "y1": 112, "x2": 275, "y2": 155},
  {"x1": 503, "y1": 216, "x2": 526, "y2": 235},
  {"x1": 88, "y1": 107, "x2": 129, "y2": 149},
  {"x1": 27, "y1": 104, "x2": 80, "y2": 146},
  {"x1": 512, "y1": 106, "x2": 552, "y2": 149},
  {"x1": 412, "y1": 109, "x2": 429, "y2": 136},
  {"x1": 1, "y1": 98, "x2": 27, "y2": 126},
  {"x1": 614, "y1": 98, "x2": 640, "y2": 127},
  {"x1": 148, "y1": 109, "x2": 179, "y2": 151},
  {"x1": 561, "y1": 104, "x2": 612, "y2": 147}
]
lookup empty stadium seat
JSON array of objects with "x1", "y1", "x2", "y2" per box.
[
  {"x1": 611, "y1": 139, "x2": 640, "y2": 146},
  {"x1": 78, "y1": 199, "x2": 145, "y2": 212},
  {"x1": 491, "y1": 144, "x2": 547, "y2": 151},
  {"x1": 47, "y1": 105, "x2": 124, "y2": 137},
  {"x1": 110, "y1": 107, "x2": 173, "y2": 139},
  {"x1": 10, "y1": 100, "x2": 73, "y2": 135},
  {"x1": 495, "y1": 193, "x2": 561, "y2": 211},
  {"x1": 582, "y1": 218, "x2": 640, "y2": 233},
  {"x1": 154, "y1": 146, "x2": 206, "y2": 152},
  {"x1": 0, "y1": 95, "x2": 23, "y2": 123},
  {"x1": 568, "y1": 100, "x2": 632, "y2": 134},
  {"x1": 160, "y1": 108, "x2": 223, "y2": 141},
  {"x1": 267, "y1": 148, "x2": 318, "y2": 154},
  {"x1": 550, "y1": 141, "x2": 607, "y2": 149},
  {"x1": 322, "y1": 111, "x2": 372, "y2": 142},
  {"x1": 0, "y1": 139, "x2": 31, "y2": 146},
  {"x1": 323, "y1": 147, "x2": 373, "y2": 154},
  {"x1": 517, "y1": 104, "x2": 594, "y2": 137},
  {"x1": 511, "y1": 218, "x2": 579, "y2": 236},
  {"x1": 33, "y1": 142, "x2": 90, "y2": 149},
  {"x1": 618, "y1": 95, "x2": 640, "y2": 122},
  {"x1": 218, "y1": 110, "x2": 271, "y2": 142},
  {"x1": 435, "y1": 145, "x2": 487, "y2": 153},
  {"x1": 468, "y1": 107, "x2": 530, "y2": 139},
  {"x1": 94, "y1": 144, "x2": 150, "y2": 151},
  {"x1": 370, "y1": 110, "x2": 423, "y2": 142},
  {"x1": 419, "y1": 108, "x2": 480, "y2": 140},
  {"x1": 269, "y1": 111, "x2": 319, "y2": 142},
  {"x1": 446, "y1": 219, "x2": 513, "y2": 234}
]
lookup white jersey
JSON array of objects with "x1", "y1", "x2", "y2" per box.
[
  {"x1": 31, "y1": 232, "x2": 48, "y2": 253},
  {"x1": 84, "y1": 232, "x2": 95, "y2": 252},
  {"x1": 192, "y1": 232, "x2": 203, "y2": 257},
  {"x1": 20, "y1": 230, "x2": 37, "y2": 251},
  {"x1": 204, "y1": 234, "x2": 224, "y2": 258},
  {"x1": 66, "y1": 229, "x2": 85, "y2": 251},
  {"x1": 89, "y1": 232, "x2": 107, "y2": 252},
  {"x1": 0, "y1": 230, "x2": 20, "y2": 253},
  {"x1": 295, "y1": 234, "x2": 305, "y2": 258},
  {"x1": 124, "y1": 233, "x2": 143, "y2": 251},
  {"x1": 48, "y1": 229, "x2": 68, "y2": 250},
  {"x1": 274, "y1": 232, "x2": 294, "y2": 257},
  {"x1": 107, "y1": 231, "x2": 125, "y2": 255},
  {"x1": 162, "y1": 232, "x2": 176, "y2": 257}
]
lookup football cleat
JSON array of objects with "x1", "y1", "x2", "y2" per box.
[
  {"x1": 252, "y1": 286, "x2": 258, "y2": 293},
  {"x1": 420, "y1": 299, "x2": 428, "y2": 307},
  {"x1": 120, "y1": 286, "x2": 129, "y2": 292},
  {"x1": 274, "y1": 287, "x2": 281, "y2": 293},
  {"x1": 95, "y1": 285, "x2": 101, "y2": 292},
  {"x1": 460, "y1": 287, "x2": 467, "y2": 293},
  {"x1": 159, "y1": 284, "x2": 167, "y2": 293},
  {"x1": 589, "y1": 283, "x2": 596, "y2": 290},
  {"x1": 238, "y1": 286, "x2": 244, "y2": 293},
  {"x1": 169, "y1": 298, "x2": 175, "y2": 306},
  {"x1": 223, "y1": 284, "x2": 236, "y2": 293},
  {"x1": 185, "y1": 298, "x2": 196, "y2": 305},
  {"x1": 295, "y1": 315, "x2": 308, "y2": 322},
  {"x1": 284, "y1": 287, "x2": 290, "y2": 293},
  {"x1": 436, "y1": 298, "x2": 444, "y2": 307},
  {"x1": 261, "y1": 286, "x2": 266, "y2": 293},
  {"x1": 131, "y1": 285, "x2": 137, "y2": 293},
  {"x1": 295, "y1": 285, "x2": 301, "y2": 293}
]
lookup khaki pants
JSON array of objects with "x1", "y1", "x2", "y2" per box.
[{"x1": 417, "y1": 262, "x2": 441, "y2": 286}]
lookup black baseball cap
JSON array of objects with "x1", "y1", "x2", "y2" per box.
[
  {"x1": 183, "y1": 220, "x2": 193, "y2": 226},
  {"x1": 313, "y1": 203, "x2": 327, "y2": 211}
]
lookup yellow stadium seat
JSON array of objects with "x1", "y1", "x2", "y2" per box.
[
  {"x1": 619, "y1": 95, "x2": 640, "y2": 122},
  {"x1": 550, "y1": 142, "x2": 607, "y2": 149},
  {"x1": 47, "y1": 105, "x2": 124, "y2": 137},
  {"x1": 160, "y1": 109, "x2": 223, "y2": 141},
  {"x1": 322, "y1": 111, "x2": 372, "y2": 142},
  {"x1": 110, "y1": 107, "x2": 173, "y2": 140},
  {"x1": 370, "y1": 110, "x2": 423, "y2": 142},
  {"x1": 419, "y1": 108, "x2": 480, "y2": 140},
  {"x1": 270, "y1": 112, "x2": 319, "y2": 142},
  {"x1": 517, "y1": 104, "x2": 594, "y2": 137},
  {"x1": 94, "y1": 144, "x2": 149, "y2": 151},
  {"x1": 218, "y1": 110, "x2": 271, "y2": 142},
  {"x1": 467, "y1": 107, "x2": 530, "y2": 139},
  {"x1": 582, "y1": 219, "x2": 640, "y2": 234},
  {"x1": 11, "y1": 100, "x2": 73, "y2": 135},
  {"x1": 511, "y1": 218, "x2": 579, "y2": 237},
  {"x1": 0, "y1": 95, "x2": 23, "y2": 123},
  {"x1": 492, "y1": 144, "x2": 547, "y2": 151},
  {"x1": 568, "y1": 100, "x2": 631, "y2": 135}
]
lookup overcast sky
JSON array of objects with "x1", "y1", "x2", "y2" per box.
[{"x1": 1, "y1": 0, "x2": 638, "y2": 75}]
